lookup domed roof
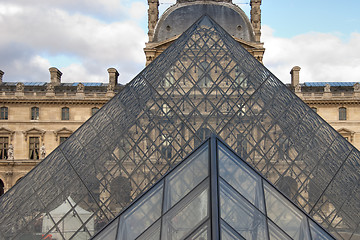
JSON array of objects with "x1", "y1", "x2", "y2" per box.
[{"x1": 153, "y1": 2, "x2": 255, "y2": 43}]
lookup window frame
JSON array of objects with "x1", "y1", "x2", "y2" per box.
[
  {"x1": 0, "y1": 137, "x2": 9, "y2": 160},
  {"x1": 0, "y1": 107, "x2": 8, "y2": 120},
  {"x1": 29, "y1": 136, "x2": 40, "y2": 160},
  {"x1": 339, "y1": 107, "x2": 347, "y2": 120},
  {"x1": 61, "y1": 107, "x2": 70, "y2": 120},
  {"x1": 31, "y1": 107, "x2": 39, "y2": 120}
]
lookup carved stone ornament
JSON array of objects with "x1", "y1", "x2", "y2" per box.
[
  {"x1": 16, "y1": 82, "x2": 24, "y2": 92},
  {"x1": 23, "y1": 127, "x2": 46, "y2": 141},
  {"x1": 324, "y1": 84, "x2": 331, "y2": 93},
  {"x1": 354, "y1": 83, "x2": 360, "y2": 92},
  {"x1": 77, "y1": 83, "x2": 85, "y2": 93},
  {"x1": 40, "y1": 144, "x2": 46, "y2": 159},
  {"x1": 8, "y1": 144, "x2": 14, "y2": 160},
  {"x1": 46, "y1": 83, "x2": 55, "y2": 92},
  {"x1": 295, "y1": 84, "x2": 301, "y2": 93},
  {"x1": 107, "y1": 83, "x2": 114, "y2": 92}
]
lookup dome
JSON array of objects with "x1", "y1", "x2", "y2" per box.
[{"x1": 153, "y1": 2, "x2": 255, "y2": 43}]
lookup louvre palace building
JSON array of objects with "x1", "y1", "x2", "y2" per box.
[{"x1": 0, "y1": 0, "x2": 360, "y2": 239}]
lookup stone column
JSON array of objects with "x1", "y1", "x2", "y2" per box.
[
  {"x1": 49, "y1": 67, "x2": 62, "y2": 86},
  {"x1": 148, "y1": 0, "x2": 159, "y2": 42},
  {"x1": 0, "y1": 70, "x2": 4, "y2": 83},
  {"x1": 250, "y1": 0, "x2": 262, "y2": 42}
]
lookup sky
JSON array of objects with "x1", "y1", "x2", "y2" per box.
[{"x1": 0, "y1": 0, "x2": 360, "y2": 84}]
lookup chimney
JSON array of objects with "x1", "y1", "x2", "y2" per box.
[
  {"x1": 49, "y1": 67, "x2": 62, "y2": 86},
  {"x1": 250, "y1": 0, "x2": 262, "y2": 42},
  {"x1": 0, "y1": 70, "x2": 4, "y2": 83},
  {"x1": 290, "y1": 66, "x2": 301, "y2": 88},
  {"x1": 107, "y1": 68, "x2": 119, "y2": 89}
]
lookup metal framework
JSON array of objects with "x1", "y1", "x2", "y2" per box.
[
  {"x1": 0, "y1": 15, "x2": 359, "y2": 239},
  {"x1": 92, "y1": 135, "x2": 335, "y2": 240}
]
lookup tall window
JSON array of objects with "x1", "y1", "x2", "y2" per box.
[
  {"x1": 91, "y1": 107, "x2": 99, "y2": 116},
  {"x1": 0, "y1": 107, "x2": 8, "y2": 120},
  {"x1": 339, "y1": 107, "x2": 347, "y2": 120},
  {"x1": 29, "y1": 137, "x2": 40, "y2": 160},
  {"x1": 62, "y1": 107, "x2": 69, "y2": 120},
  {"x1": 31, "y1": 107, "x2": 39, "y2": 120},
  {"x1": 0, "y1": 137, "x2": 8, "y2": 159}
]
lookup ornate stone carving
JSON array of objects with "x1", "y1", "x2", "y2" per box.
[
  {"x1": 40, "y1": 144, "x2": 46, "y2": 159},
  {"x1": 46, "y1": 83, "x2": 55, "y2": 92},
  {"x1": 354, "y1": 83, "x2": 360, "y2": 92},
  {"x1": 295, "y1": 84, "x2": 301, "y2": 93},
  {"x1": 250, "y1": 0, "x2": 262, "y2": 42},
  {"x1": 107, "y1": 83, "x2": 114, "y2": 92},
  {"x1": 77, "y1": 83, "x2": 85, "y2": 93},
  {"x1": 324, "y1": 84, "x2": 331, "y2": 93},
  {"x1": 8, "y1": 144, "x2": 14, "y2": 160},
  {"x1": 147, "y1": 0, "x2": 159, "y2": 41},
  {"x1": 16, "y1": 82, "x2": 24, "y2": 92}
]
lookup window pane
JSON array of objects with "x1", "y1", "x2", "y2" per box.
[
  {"x1": 339, "y1": 107, "x2": 346, "y2": 120},
  {"x1": 185, "y1": 221, "x2": 210, "y2": 240},
  {"x1": 268, "y1": 220, "x2": 292, "y2": 240},
  {"x1": 163, "y1": 143, "x2": 209, "y2": 212},
  {"x1": 162, "y1": 181, "x2": 209, "y2": 240},
  {"x1": 29, "y1": 137, "x2": 40, "y2": 160},
  {"x1": 31, "y1": 107, "x2": 39, "y2": 120},
  {"x1": 221, "y1": 220, "x2": 245, "y2": 240},
  {"x1": 0, "y1": 137, "x2": 9, "y2": 159},
  {"x1": 218, "y1": 142, "x2": 265, "y2": 213},
  {"x1": 62, "y1": 107, "x2": 69, "y2": 120},
  {"x1": 0, "y1": 107, "x2": 8, "y2": 120},
  {"x1": 309, "y1": 220, "x2": 334, "y2": 240},
  {"x1": 264, "y1": 182, "x2": 310, "y2": 240},
  {"x1": 220, "y1": 179, "x2": 268, "y2": 240},
  {"x1": 93, "y1": 218, "x2": 119, "y2": 240},
  {"x1": 137, "y1": 219, "x2": 161, "y2": 240},
  {"x1": 118, "y1": 182, "x2": 163, "y2": 240}
]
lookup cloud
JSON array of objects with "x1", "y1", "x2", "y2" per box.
[
  {"x1": 262, "y1": 25, "x2": 360, "y2": 83},
  {"x1": 0, "y1": 2, "x2": 147, "y2": 84}
]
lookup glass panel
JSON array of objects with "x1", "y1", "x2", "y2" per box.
[
  {"x1": 218, "y1": 141, "x2": 265, "y2": 213},
  {"x1": 118, "y1": 182, "x2": 163, "y2": 240},
  {"x1": 309, "y1": 220, "x2": 334, "y2": 240},
  {"x1": 164, "y1": 143, "x2": 209, "y2": 212},
  {"x1": 220, "y1": 179, "x2": 268, "y2": 240},
  {"x1": 93, "y1": 218, "x2": 119, "y2": 240},
  {"x1": 184, "y1": 221, "x2": 210, "y2": 240},
  {"x1": 162, "y1": 180, "x2": 209, "y2": 240},
  {"x1": 268, "y1": 220, "x2": 291, "y2": 240},
  {"x1": 221, "y1": 220, "x2": 245, "y2": 240},
  {"x1": 136, "y1": 219, "x2": 161, "y2": 240},
  {"x1": 264, "y1": 182, "x2": 310, "y2": 240}
]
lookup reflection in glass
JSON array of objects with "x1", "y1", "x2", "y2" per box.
[
  {"x1": 309, "y1": 220, "x2": 334, "y2": 240},
  {"x1": 220, "y1": 180, "x2": 268, "y2": 240},
  {"x1": 164, "y1": 143, "x2": 209, "y2": 212},
  {"x1": 186, "y1": 221, "x2": 210, "y2": 240},
  {"x1": 264, "y1": 182, "x2": 310, "y2": 240},
  {"x1": 92, "y1": 218, "x2": 118, "y2": 240},
  {"x1": 119, "y1": 182, "x2": 163, "y2": 240},
  {"x1": 221, "y1": 220, "x2": 246, "y2": 240},
  {"x1": 268, "y1": 220, "x2": 292, "y2": 240},
  {"x1": 162, "y1": 181, "x2": 209, "y2": 240},
  {"x1": 137, "y1": 219, "x2": 161, "y2": 240},
  {"x1": 218, "y1": 142, "x2": 264, "y2": 213}
]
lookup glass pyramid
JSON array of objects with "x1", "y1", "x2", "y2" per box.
[
  {"x1": 0, "y1": 15, "x2": 359, "y2": 239},
  {"x1": 92, "y1": 135, "x2": 335, "y2": 240}
]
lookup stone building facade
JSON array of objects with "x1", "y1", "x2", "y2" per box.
[{"x1": 0, "y1": 68, "x2": 123, "y2": 195}]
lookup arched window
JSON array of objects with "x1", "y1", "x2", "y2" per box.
[
  {"x1": 31, "y1": 107, "x2": 39, "y2": 120},
  {"x1": 339, "y1": 107, "x2": 346, "y2": 120},
  {"x1": 0, "y1": 179, "x2": 4, "y2": 197},
  {"x1": 61, "y1": 107, "x2": 69, "y2": 120},
  {"x1": 91, "y1": 107, "x2": 99, "y2": 116},
  {"x1": 0, "y1": 107, "x2": 8, "y2": 120}
]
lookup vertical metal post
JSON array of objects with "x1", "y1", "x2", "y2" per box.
[{"x1": 210, "y1": 135, "x2": 220, "y2": 239}]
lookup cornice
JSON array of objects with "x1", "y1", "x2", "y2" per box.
[
  {"x1": 302, "y1": 99, "x2": 360, "y2": 105},
  {"x1": 0, "y1": 98, "x2": 110, "y2": 105}
]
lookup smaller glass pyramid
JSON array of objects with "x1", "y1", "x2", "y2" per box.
[{"x1": 92, "y1": 135, "x2": 334, "y2": 240}]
